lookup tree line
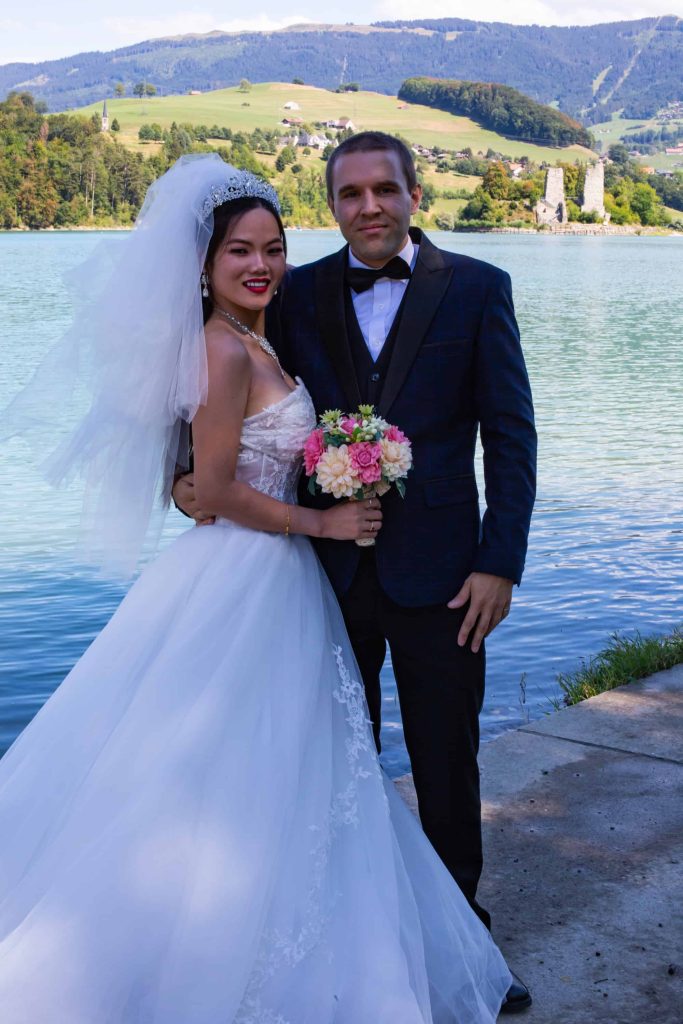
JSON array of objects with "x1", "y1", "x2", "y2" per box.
[
  {"x1": 436, "y1": 147, "x2": 678, "y2": 230},
  {"x1": 398, "y1": 78, "x2": 594, "y2": 148},
  {"x1": 1, "y1": 92, "x2": 679, "y2": 233},
  {"x1": 0, "y1": 93, "x2": 335, "y2": 229}
]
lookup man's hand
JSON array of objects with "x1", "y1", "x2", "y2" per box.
[
  {"x1": 172, "y1": 473, "x2": 216, "y2": 526},
  {"x1": 447, "y1": 572, "x2": 514, "y2": 653}
]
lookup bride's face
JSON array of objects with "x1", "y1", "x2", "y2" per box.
[{"x1": 208, "y1": 207, "x2": 285, "y2": 315}]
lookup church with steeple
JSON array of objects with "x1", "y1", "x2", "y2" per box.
[{"x1": 101, "y1": 100, "x2": 109, "y2": 132}]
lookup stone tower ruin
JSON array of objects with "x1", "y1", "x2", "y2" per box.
[
  {"x1": 535, "y1": 167, "x2": 567, "y2": 225},
  {"x1": 582, "y1": 163, "x2": 606, "y2": 220}
]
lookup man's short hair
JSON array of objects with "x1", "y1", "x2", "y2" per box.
[{"x1": 325, "y1": 131, "x2": 417, "y2": 197}]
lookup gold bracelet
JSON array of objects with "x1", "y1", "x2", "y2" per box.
[{"x1": 284, "y1": 505, "x2": 291, "y2": 537}]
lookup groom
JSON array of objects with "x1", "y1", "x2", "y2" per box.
[{"x1": 176, "y1": 132, "x2": 536, "y2": 1012}]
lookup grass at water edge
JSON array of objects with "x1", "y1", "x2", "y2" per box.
[{"x1": 553, "y1": 627, "x2": 683, "y2": 708}]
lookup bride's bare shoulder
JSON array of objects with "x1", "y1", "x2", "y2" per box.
[{"x1": 203, "y1": 319, "x2": 251, "y2": 377}]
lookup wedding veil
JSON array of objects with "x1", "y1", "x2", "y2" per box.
[{"x1": 2, "y1": 153, "x2": 276, "y2": 576}]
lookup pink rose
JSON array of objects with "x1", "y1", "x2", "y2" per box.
[
  {"x1": 341, "y1": 416, "x2": 359, "y2": 436},
  {"x1": 386, "y1": 424, "x2": 408, "y2": 443},
  {"x1": 303, "y1": 429, "x2": 325, "y2": 476},
  {"x1": 348, "y1": 441, "x2": 382, "y2": 485}
]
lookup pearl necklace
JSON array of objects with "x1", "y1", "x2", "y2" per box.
[{"x1": 213, "y1": 305, "x2": 284, "y2": 378}]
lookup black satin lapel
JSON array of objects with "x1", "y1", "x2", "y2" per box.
[
  {"x1": 314, "y1": 249, "x2": 362, "y2": 410},
  {"x1": 379, "y1": 246, "x2": 453, "y2": 418}
]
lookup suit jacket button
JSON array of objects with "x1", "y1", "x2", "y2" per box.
[{"x1": 370, "y1": 373, "x2": 380, "y2": 382}]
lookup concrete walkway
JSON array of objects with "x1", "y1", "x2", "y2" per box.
[{"x1": 396, "y1": 664, "x2": 683, "y2": 1023}]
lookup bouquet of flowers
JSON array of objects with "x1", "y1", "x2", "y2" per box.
[{"x1": 303, "y1": 404, "x2": 413, "y2": 546}]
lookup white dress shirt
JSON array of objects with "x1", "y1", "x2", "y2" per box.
[{"x1": 348, "y1": 237, "x2": 419, "y2": 361}]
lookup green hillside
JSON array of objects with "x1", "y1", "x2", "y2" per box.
[
  {"x1": 77, "y1": 82, "x2": 596, "y2": 164},
  {"x1": 592, "y1": 112, "x2": 683, "y2": 171}
]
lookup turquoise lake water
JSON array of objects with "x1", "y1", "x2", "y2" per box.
[{"x1": 1, "y1": 230, "x2": 682, "y2": 776}]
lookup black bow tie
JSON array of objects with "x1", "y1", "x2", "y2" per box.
[{"x1": 345, "y1": 256, "x2": 412, "y2": 294}]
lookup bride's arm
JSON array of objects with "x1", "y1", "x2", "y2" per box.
[{"x1": 191, "y1": 331, "x2": 381, "y2": 542}]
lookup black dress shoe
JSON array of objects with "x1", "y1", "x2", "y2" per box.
[{"x1": 499, "y1": 973, "x2": 532, "y2": 1014}]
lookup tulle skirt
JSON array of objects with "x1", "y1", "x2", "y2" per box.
[{"x1": 0, "y1": 519, "x2": 511, "y2": 1022}]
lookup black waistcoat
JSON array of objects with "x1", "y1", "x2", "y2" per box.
[{"x1": 344, "y1": 286, "x2": 406, "y2": 407}]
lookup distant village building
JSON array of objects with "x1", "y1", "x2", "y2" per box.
[
  {"x1": 534, "y1": 167, "x2": 566, "y2": 224},
  {"x1": 101, "y1": 100, "x2": 109, "y2": 132},
  {"x1": 188, "y1": 90, "x2": 202, "y2": 96},
  {"x1": 322, "y1": 117, "x2": 356, "y2": 131},
  {"x1": 283, "y1": 101, "x2": 301, "y2": 111},
  {"x1": 411, "y1": 144, "x2": 438, "y2": 162},
  {"x1": 281, "y1": 116, "x2": 304, "y2": 127},
  {"x1": 298, "y1": 130, "x2": 327, "y2": 150}
]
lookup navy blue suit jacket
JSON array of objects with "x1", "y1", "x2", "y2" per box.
[{"x1": 268, "y1": 228, "x2": 537, "y2": 607}]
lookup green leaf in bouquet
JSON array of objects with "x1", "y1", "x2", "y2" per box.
[
  {"x1": 395, "y1": 478, "x2": 406, "y2": 499},
  {"x1": 358, "y1": 404, "x2": 374, "y2": 418},
  {"x1": 308, "y1": 475, "x2": 318, "y2": 495}
]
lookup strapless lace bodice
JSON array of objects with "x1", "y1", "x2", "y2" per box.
[{"x1": 235, "y1": 378, "x2": 317, "y2": 503}]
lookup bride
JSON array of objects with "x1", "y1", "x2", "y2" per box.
[{"x1": 0, "y1": 154, "x2": 511, "y2": 1022}]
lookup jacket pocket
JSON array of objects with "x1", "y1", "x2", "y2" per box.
[
  {"x1": 420, "y1": 335, "x2": 473, "y2": 351},
  {"x1": 423, "y1": 475, "x2": 479, "y2": 508}
]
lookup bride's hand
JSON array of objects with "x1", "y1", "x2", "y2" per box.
[
  {"x1": 172, "y1": 473, "x2": 216, "y2": 526},
  {"x1": 320, "y1": 498, "x2": 382, "y2": 541}
]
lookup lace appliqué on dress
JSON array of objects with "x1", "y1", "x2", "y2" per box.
[
  {"x1": 234, "y1": 645, "x2": 378, "y2": 1024},
  {"x1": 235, "y1": 382, "x2": 317, "y2": 505}
]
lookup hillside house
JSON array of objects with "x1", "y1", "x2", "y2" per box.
[
  {"x1": 322, "y1": 118, "x2": 356, "y2": 131},
  {"x1": 298, "y1": 130, "x2": 328, "y2": 149},
  {"x1": 283, "y1": 101, "x2": 301, "y2": 111}
]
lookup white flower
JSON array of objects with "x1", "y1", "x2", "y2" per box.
[
  {"x1": 315, "y1": 445, "x2": 361, "y2": 499},
  {"x1": 367, "y1": 415, "x2": 389, "y2": 434},
  {"x1": 380, "y1": 439, "x2": 413, "y2": 481}
]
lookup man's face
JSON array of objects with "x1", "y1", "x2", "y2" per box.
[{"x1": 327, "y1": 149, "x2": 422, "y2": 268}]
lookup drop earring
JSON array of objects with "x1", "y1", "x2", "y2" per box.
[{"x1": 201, "y1": 271, "x2": 209, "y2": 298}]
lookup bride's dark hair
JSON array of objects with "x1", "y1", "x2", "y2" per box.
[{"x1": 202, "y1": 196, "x2": 287, "y2": 324}]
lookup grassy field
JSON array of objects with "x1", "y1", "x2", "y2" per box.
[
  {"x1": 592, "y1": 113, "x2": 683, "y2": 171},
  {"x1": 77, "y1": 82, "x2": 596, "y2": 165}
]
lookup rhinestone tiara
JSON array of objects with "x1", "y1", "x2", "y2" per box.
[{"x1": 202, "y1": 171, "x2": 281, "y2": 219}]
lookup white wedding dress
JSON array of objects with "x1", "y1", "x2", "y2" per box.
[{"x1": 0, "y1": 380, "x2": 511, "y2": 1023}]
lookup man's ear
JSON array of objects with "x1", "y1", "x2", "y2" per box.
[
  {"x1": 410, "y1": 184, "x2": 423, "y2": 216},
  {"x1": 327, "y1": 194, "x2": 338, "y2": 221}
]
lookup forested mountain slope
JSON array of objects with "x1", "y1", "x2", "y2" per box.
[{"x1": 1, "y1": 16, "x2": 680, "y2": 121}]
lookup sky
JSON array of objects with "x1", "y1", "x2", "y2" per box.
[{"x1": 1, "y1": 1, "x2": 681, "y2": 66}]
